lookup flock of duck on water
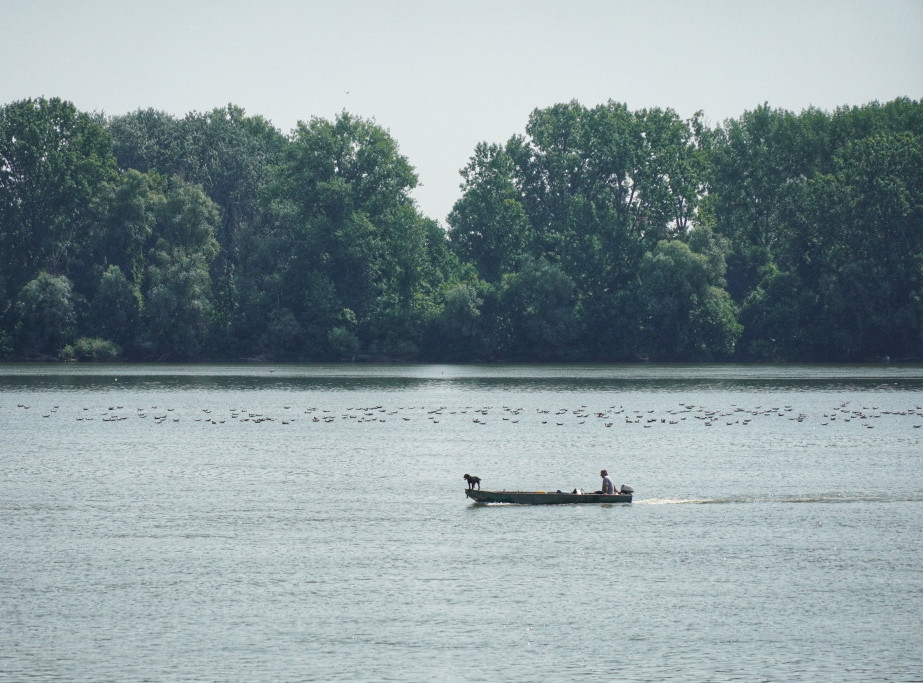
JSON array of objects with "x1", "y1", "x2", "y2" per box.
[{"x1": 9, "y1": 400, "x2": 923, "y2": 430}]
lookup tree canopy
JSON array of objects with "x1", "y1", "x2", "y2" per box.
[{"x1": 1, "y1": 96, "x2": 920, "y2": 362}]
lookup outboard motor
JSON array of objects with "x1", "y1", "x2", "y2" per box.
[{"x1": 619, "y1": 484, "x2": 634, "y2": 494}]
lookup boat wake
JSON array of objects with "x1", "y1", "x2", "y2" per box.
[
  {"x1": 636, "y1": 493, "x2": 923, "y2": 505},
  {"x1": 636, "y1": 497, "x2": 714, "y2": 505}
]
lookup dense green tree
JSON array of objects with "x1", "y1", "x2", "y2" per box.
[
  {"x1": 139, "y1": 180, "x2": 220, "y2": 359},
  {"x1": 507, "y1": 101, "x2": 705, "y2": 262},
  {"x1": 447, "y1": 142, "x2": 532, "y2": 282},
  {"x1": 499, "y1": 257, "x2": 578, "y2": 360},
  {"x1": 141, "y1": 250, "x2": 215, "y2": 359},
  {"x1": 738, "y1": 268, "x2": 813, "y2": 361},
  {"x1": 90, "y1": 170, "x2": 221, "y2": 358},
  {"x1": 0, "y1": 97, "x2": 117, "y2": 303},
  {"x1": 709, "y1": 98, "x2": 923, "y2": 308},
  {"x1": 636, "y1": 234, "x2": 741, "y2": 360},
  {"x1": 262, "y1": 111, "x2": 455, "y2": 358},
  {"x1": 709, "y1": 104, "x2": 812, "y2": 301},
  {"x1": 767, "y1": 131, "x2": 923, "y2": 359},
  {"x1": 89, "y1": 265, "x2": 140, "y2": 350},
  {"x1": 108, "y1": 106, "x2": 286, "y2": 352},
  {"x1": 450, "y1": 100, "x2": 711, "y2": 359},
  {"x1": 14, "y1": 271, "x2": 77, "y2": 357},
  {"x1": 61, "y1": 337, "x2": 122, "y2": 362},
  {"x1": 327, "y1": 324, "x2": 361, "y2": 360},
  {"x1": 426, "y1": 280, "x2": 489, "y2": 361},
  {"x1": 108, "y1": 108, "x2": 181, "y2": 176},
  {"x1": 2, "y1": 95, "x2": 921, "y2": 362},
  {"x1": 828, "y1": 98, "x2": 923, "y2": 150},
  {"x1": 97, "y1": 169, "x2": 159, "y2": 290}
]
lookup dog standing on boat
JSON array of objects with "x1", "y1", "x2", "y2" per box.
[{"x1": 463, "y1": 474, "x2": 481, "y2": 490}]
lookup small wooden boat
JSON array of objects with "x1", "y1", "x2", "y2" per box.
[{"x1": 465, "y1": 488, "x2": 632, "y2": 504}]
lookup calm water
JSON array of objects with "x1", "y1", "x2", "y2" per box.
[{"x1": 2, "y1": 364, "x2": 922, "y2": 681}]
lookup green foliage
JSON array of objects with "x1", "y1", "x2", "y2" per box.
[
  {"x1": 499, "y1": 257, "x2": 578, "y2": 360},
  {"x1": 448, "y1": 100, "x2": 720, "y2": 360},
  {"x1": 61, "y1": 337, "x2": 122, "y2": 362},
  {"x1": 447, "y1": 143, "x2": 532, "y2": 282},
  {"x1": 261, "y1": 111, "x2": 450, "y2": 359},
  {"x1": 142, "y1": 249, "x2": 216, "y2": 359},
  {"x1": 89, "y1": 265, "x2": 140, "y2": 349},
  {"x1": 14, "y1": 272, "x2": 77, "y2": 356},
  {"x1": 328, "y1": 325, "x2": 360, "y2": 360},
  {"x1": 0, "y1": 328, "x2": 12, "y2": 360},
  {"x1": 637, "y1": 239, "x2": 741, "y2": 360},
  {"x1": 108, "y1": 105, "x2": 286, "y2": 352},
  {"x1": 764, "y1": 130, "x2": 923, "y2": 359},
  {"x1": 99, "y1": 170, "x2": 159, "y2": 288},
  {"x1": 93, "y1": 171, "x2": 221, "y2": 359},
  {"x1": 738, "y1": 268, "x2": 814, "y2": 361},
  {"x1": 427, "y1": 281, "x2": 489, "y2": 361},
  {"x1": 0, "y1": 97, "x2": 117, "y2": 303},
  {"x1": 1, "y1": 96, "x2": 921, "y2": 362},
  {"x1": 258, "y1": 308, "x2": 303, "y2": 359}
]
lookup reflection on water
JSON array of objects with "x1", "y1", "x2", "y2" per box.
[{"x1": 2, "y1": 361, "x2": 922, "y2": 393}]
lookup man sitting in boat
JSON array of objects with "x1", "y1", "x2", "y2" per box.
[{"x1": 597, "y1": 469, "x2": 615, "y2": 495}]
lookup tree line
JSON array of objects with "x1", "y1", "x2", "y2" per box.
[{"x1": 1, "y1": 96, "x2": 921, "y2": 362}]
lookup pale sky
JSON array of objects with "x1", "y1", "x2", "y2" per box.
[{"x1": 2, "y1": 0, "x2": 921, "y2": 224}]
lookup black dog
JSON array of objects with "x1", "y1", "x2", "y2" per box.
[{"x1": 463, "y1": 474, "x2": 481, "y2": 490}]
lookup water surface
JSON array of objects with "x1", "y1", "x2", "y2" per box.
[{"x1": 2, "y1": 364, "x2": 921, "y2": 681}]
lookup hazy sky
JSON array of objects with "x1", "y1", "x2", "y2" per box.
[{"x1": 2, "y1": 0, "x2": 921, "y2": 223}]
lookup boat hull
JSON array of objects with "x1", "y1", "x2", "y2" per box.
[{"x1": 465, "y1": 489, "x2": 632, "y2": 504}]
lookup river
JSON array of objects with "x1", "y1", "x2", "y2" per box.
[{"x1": 2, "y1": 364, "x2": 921, "y2": 681}]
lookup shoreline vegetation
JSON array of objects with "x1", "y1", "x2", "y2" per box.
[{"x1": 1, "y1": 97, "x2": 921, "y2": 363}]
